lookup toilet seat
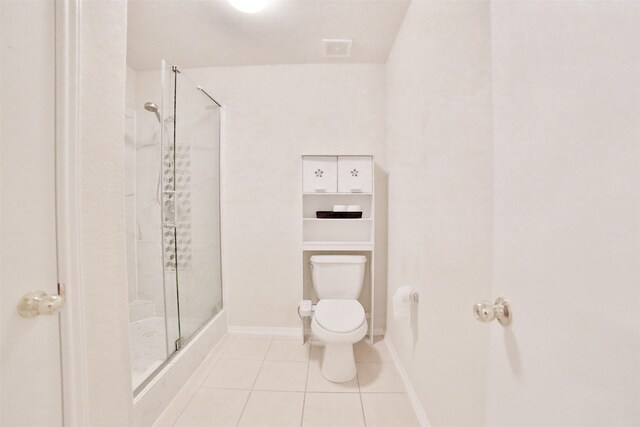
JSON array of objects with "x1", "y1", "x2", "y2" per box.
[
  {"x1": 314, "y1": 300, "x2": 365, "y2": 333},
  {"x1": 312, "y1": 299, "x2": 367, "y2": 344}
]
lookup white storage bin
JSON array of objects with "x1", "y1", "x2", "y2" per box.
[
  {"x1": 337, "y1": 156, "x2": 372, "y2": 193},
  {"x1": 303, "y1": 156, "x2": 338, "y2": 193}
]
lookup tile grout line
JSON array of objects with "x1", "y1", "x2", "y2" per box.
[
  {"x1": 235, "y1": 390, "x2": 252, "y2": 426},
  {"x1": 356, "y1": 365, "x2": 367, "y2": 427},
  {"x1": 354, "y1": 361, "x2": 396, "y2": 364},
  {"x1": 251, "y1": 336, "x2": 275, "y2": 389},
  {"x1": 300, "y1": 341, "x2": 312, "y2": 427},
  {"x1": 170, "y1": 334, "x2": 236, "y2": 426},
  {"x1": 169, "y1": 360, "x2": 219, "y2": 427},
  {"x1": 201, "y1": 386, "x2": 308, "y2": 392},
  {"x1": 235, "y1": 336, "x2": 275, "y2": 427},
  {"x1": 182, "y1": 337, "x2": 402, "y2": 425}
]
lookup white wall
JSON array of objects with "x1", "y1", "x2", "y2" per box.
[
  {"x1": 385, "y1": 2, "x2": 493, "y2": 426},
  {"x1": 487, "y1": 2, "x2": 640, "y2": 426},
  {"x1": 126, "y1": 66, "x2": 137, "y2": 110},
  {"x1": 136, "y1": 64, "x2": 388, "y2": 332},
  {"x1": 125, "y1": 69, "x2": 169, "y2": 324},
  {"x1": 387, "y1": 1, "x2": 640, "y2": 426},
  {"x1": 125, "y1": 110, "x2": 138, "y2": 308},
  {"x1": 124, "y1": 106, "x2": 172, "y2": 323},
  {"x1": 78, "y1": 1, "x2": 134, "y2": 424}
]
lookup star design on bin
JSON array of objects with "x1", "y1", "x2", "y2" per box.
[
  {"x1": 315, "y1": 169, "x2": 324, "y2": 177},
  {"x1": 350, "y1": 169, "x2": 359, "y2": 177}
]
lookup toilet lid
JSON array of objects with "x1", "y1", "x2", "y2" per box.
[{"x1": 314, "y1": 300, "x2": 365, "y2": 333}]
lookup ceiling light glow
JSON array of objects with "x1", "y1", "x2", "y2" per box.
[{"x1": 227, "y1": 0, "x2": 270, "y2": 14}]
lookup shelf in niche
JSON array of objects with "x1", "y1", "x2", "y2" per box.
[
  {"x1": 303, "y1": 218, "x2": 373, "y2": 221},
  {"x1": 302, "y1": 241, "x2": 374, "y2": 251},
  {"x1": 303, "y1": 192, "x2": 372, "y2": 196}
]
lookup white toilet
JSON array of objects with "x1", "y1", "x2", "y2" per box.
[{"x1": 310, "y1": 255, "x2": 368, "y2": 383}]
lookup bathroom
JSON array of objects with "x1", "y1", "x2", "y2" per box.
[{"x1": 1, "y1": 0, "x2": 639, "y2": 426}]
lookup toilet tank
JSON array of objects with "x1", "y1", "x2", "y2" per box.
[{"x1": 310, "y1": 255, "x2": 366, "y2": 299}]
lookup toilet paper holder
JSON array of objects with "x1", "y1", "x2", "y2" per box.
[
  {"x1": 474, "y1": 297, "x2": 512, "y2": 326},
  {"x1": 393, "y1": 286, "x2": 419, "y2": 303}
]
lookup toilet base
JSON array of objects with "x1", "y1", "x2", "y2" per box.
[{"x1": 321, "y1": 342, "x2": 356, "y2": 383}]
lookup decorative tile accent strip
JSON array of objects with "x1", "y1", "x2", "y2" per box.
[
  {"x1": 175, "y1": 144, "x2": 192, "y2": 271},
  {"x1": 162, "y1": 143, "x2": 177, "y2": 271}
]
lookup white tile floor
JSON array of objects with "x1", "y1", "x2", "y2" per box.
[{"x1": 159, "y1": 334, "x2": 420, "y2": 427}]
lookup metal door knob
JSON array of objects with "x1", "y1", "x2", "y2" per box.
[
  {"x1": 17, "y1": 290, "x2": 65, "y2": 318},
  {"x1": 474, "y1": 297, "x2": 512, "y2": 326}
]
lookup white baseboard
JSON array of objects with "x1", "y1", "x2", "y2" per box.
[
  {"x1": 228, "y1": 325, "x2": 302, "y2": 338},
  {"x1": 385, "y1": 337, "x2": 431, "y2": 427}
]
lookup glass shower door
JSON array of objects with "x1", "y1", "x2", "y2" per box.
[
  {"x1": 127, "y1": 61, "x2": 221, "y2": 391},
  {"x1": 160, "y1": 60, "x2": 180, "y2": 355},
  {"x1": 172, "y1": 69, "x2": 223, "y2": 342}
]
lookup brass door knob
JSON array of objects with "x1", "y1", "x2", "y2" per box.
[
  {"x1": 474, "y1": 297, "x2": 512, "y2": 326},
  {"x1": 17, "y1": 290, "x2": 65, "y2": 318}
]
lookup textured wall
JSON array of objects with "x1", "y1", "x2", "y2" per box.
[
  {"x1": 78, "y1": 1, "x2": 134, "y2": 424},
  {"x1": 387, "y1": 2, "x2": 640, "y2": 426},
  {"x1": 385, "y1": 1, "x2": 493, "y2": 426}
]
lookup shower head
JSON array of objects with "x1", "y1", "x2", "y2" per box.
[
  {"x1": 144, "y1": 101, "x2": 162, "y2": 123},
  {"x1": 144, "y1": 101, "x2": 158, "y2": 112}
]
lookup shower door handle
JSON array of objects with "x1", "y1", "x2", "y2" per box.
[{"x1": 17, "y1": 284, "x2": 66, "y2": 318}]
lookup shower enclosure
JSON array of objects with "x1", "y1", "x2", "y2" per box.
[{"x1": 125, "y1": 60, "x2": 222, "y2": 391}]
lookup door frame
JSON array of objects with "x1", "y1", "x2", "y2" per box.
[{"x1": 55, "y1": 1, "x2": 89, "y2": 425}]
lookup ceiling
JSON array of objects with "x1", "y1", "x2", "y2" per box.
[{"x1": 127, "y1": 0, "x2": 411, "y2": 70}]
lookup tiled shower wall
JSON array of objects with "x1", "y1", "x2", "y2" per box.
[
  {"x1": 125, "y1": 111, "x2": 138, "y2": 305},
  {"x1": 125, "y1": 109, "x2": 165, "y2": 321}
]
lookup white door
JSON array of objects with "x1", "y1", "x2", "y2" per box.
[
  {"x1": 486, "y1": 2, "x2": 640, "y2": 426},
  {"x1": 1, "y1": 1, "x2": 64, "y2": 426}
]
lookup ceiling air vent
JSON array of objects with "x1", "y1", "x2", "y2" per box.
[{"x1": 322, "y1": 39, "x2": 352, "y2": 58}]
